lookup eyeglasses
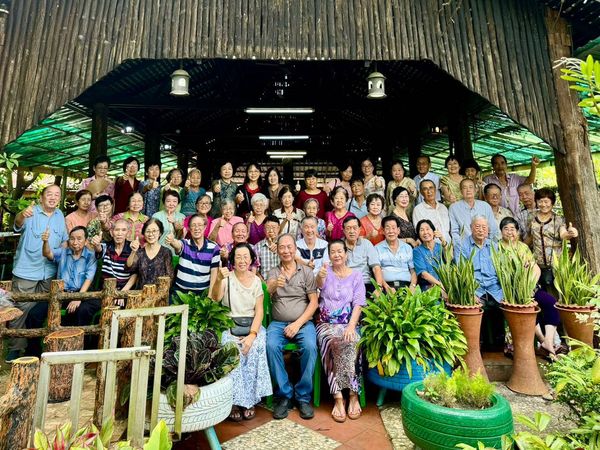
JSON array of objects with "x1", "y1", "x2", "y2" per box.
[
  {"x1": 145, "y1": 229, "x2": 160, "y2": 235},
  {"x1": 198, "y1": 201, "x2": 211, "y2": 206},
  {"x1": 189, "y1": 223, "x2": 205, "y2": 229}
]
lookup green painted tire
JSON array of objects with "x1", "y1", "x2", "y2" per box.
[{"x1": 401, "y1": 382, "x2": 514, "y2": 450}]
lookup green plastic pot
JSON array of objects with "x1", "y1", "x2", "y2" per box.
[{"x1": 401, "y1": 382, "x2": 514, "y2": 450}]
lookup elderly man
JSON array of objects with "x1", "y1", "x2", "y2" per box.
[
  {"x1": 454, "y1": 216, "x2": 504, "y2": 349},
  {"x1": 342, "y1": 216, "x2": 383, "y2": 294},
  {"x1": 6, "y1": 185, "x2": 69, "y2": 361},
  {"x1": 412, "y1": 179, "x2": 451, "y2": 243},
  {"x1": 414, "y1": 155, "x2": 441, "y2": 204},
  {"x1": 449, "y1": 178, "x2": 499, "y2": 243},
  {"x1": 254, "y1": 215, "x2": 281, "y2": 280},
  {"x1": 483, "y1": 154, "x2": 539, "y2": 216},
  {"x1": 266, "y1": 234, "x2": 319, "y2": 420},
  {"x1": 516, "y1": 183, "x2": 536, "y2": 241},
  {"x1": 484, "y1": 183, "x2": 513, "y2": 229},
  {"x1": 296, "y1": 216, "x2": 329, "y2": 275}
]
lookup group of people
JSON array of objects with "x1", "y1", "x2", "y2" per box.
[{"x1": 5, "y1": 151, "x2": 577, "y2": 422}]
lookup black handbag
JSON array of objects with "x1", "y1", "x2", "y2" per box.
[
  {"x1": 539, "y1": 268, "x2": 554, "y2": 289},
  {"x1": 226, "y1": 277, "x2": 254, "y2": 337}
]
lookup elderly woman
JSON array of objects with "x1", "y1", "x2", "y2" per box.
[
  {"x1": 526, "y1": 187, "x2": 578, "y2": 294},
  {"x1": 65, "y1": 189, "x2": 96, "y2": 232},
  {"x1": 440, "y1": 155, "x2": 464, "y2": 207},
  {"x1": 139, "y1": 161, "x2": 162, "y2": 217},
  {"x1": 274, "y1": 186, "x2": 305, "y2": 239},
  {"x1": 152, "y1": 190, "x2": 186, "y2": 253},
  {"x1": 390, "y1": 187, "x2": 418, "y2": 247},
  {"x1": 499, "y1": 217, "x2": 561, "y2": 360},
  {"x1": 302, "y1": 198, "x2": 327, "y2": 240},
  {"x1": 126, "y1": 218, "x2": 174, "y2": 288},
  {"x1": 220, "y1": 222, "x2": 260, "y2": 274},
  {"x1": 208, "y1": 200, "x2": 244, "y2": 247},
  {"x1": 87, "y1": 195, "x2": 114, "y2": 243},
  {"x1": 361, "y1": 157, "x2": 385, "y2": 198},
  {"x1": 210, "y1": 243, "x2": 271, "y2": 421},
  {"x1": 376, "y1": 216, "x2": 417, "y2": 293},
  {"x1": 111, "y1": 192, "x2": 148, "y2": 243},
  {"x1": 325, "y1": 186, "x2": 355, "y2": 241},
  {"x1": 262, "y1": 167, "x2": 287, "y2": 212},
  {"x1": 210, "y1": 161, "x2": 238, "y2": 217},
  {"x1": 413, "y1": 219, "x2": 447, "y2": 291},
  {"x1": 183, "y1": 194, "x2": 213, "y2": 238},
  {"x1": 386, "y1": 160, "x2": 417, "y2": 215},
  {"x1": 160, "y1": 168, "x2": 184, "y2": 211},
  {"x1": 359, "y1": 194, "x2": 385, "y2": 245},
  {"x1": 315, "y1": 240, "x2": 366, "y2": 422},
  {"x1": 114, "y1": 157, "x2": 141, "y2": 214},
  {"x1": 247, "y1": 193, "x2": 269, "y2": 245}
]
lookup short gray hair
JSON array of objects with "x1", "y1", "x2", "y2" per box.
[
  {"x1": 301, "y1": 216, "x2": 318, "y2": 227},
  {"x1": 251, "y1": 193, "x2": 268, "y2": 206},
  {"x1": 471, "y1": 215, "x2": 489, "y2": 226}
]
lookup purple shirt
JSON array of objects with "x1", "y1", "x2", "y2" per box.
[
  {"x1": 483, "y1": 173, "x2": 526, "y2": 217},
  {"x1": 247, "y1": 220, "x2": 266, "y2": 245},
  {"x1": 318, "y1": 268, "x2": 366, "y2": 324}
]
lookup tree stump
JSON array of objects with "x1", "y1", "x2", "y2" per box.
[
  {"x1": 94, "y1": 305, "x2": 119, "y2": 426},
  {"x1": 0, "y1": 356, "x2": 40, "y2": 450},
  {"x1": 44, "y1": 328, "x2": 84, "y2": 402}
]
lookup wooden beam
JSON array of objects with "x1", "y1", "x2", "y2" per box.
[
  {"x1": 144, "y1": 117, "x2": 161, "y2": 170},
  {"x1": 89, "y1": 103, "x2": 108, "y2": 176},
  {"x1": 545, "y1": 8, "x2": 600, "y2": 274},
  {"x1": 449, "y1": 113, "x2": 473, "y2": 163}
]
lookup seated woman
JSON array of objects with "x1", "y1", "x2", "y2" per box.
[
  {"x1": 413, "y1": 219, "x2": 447, "y2": 291},
  {"x1": 111, "y1": 192, "x2": 148, "y2": 243},
  {"x1": 210, "y1": 243, "x2": 272, "y2": 421},
  {"x1": 65, "y1": 189, "x2": 96, "y2": 232},
  {"x1": 207, "y1": 200, "x2": 244, "y2": 247},
  {"x1": 126, "y1": 218, "x2": 174, "y2": 288},
  {"x1": 376, "y1": 216, "x2": 417, "y2": 293},
  {"x1": 220, "y1": 222, "x2": 260, "y2": 274},
  {"x1": 359, "y1": 194, "x2": 385, "y2": 245},
  {"x1": 325, "y1": 186, "x2": 355, "y2": 241},
  {"x1": 87, "y1": 195, "x2": 114, "y2": 243},
  {"x1": 315, "y1": 240, "x2": 366, "y2": 422},
  {"x1": 247, "y1": 193, "x2": 269, "y2": 245},
  {"x1": 499, "y1": 217, "x2": 561, "y2": 360}
]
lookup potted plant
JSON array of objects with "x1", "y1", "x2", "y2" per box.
[
  {"x1": 435, "y1": 247, "x2": 486, "y2": 378},
  {"x1": 491, "y1": 248, "x2": 547, "y2": 396},
  {"x1": 552, "y1": 242, "x2": 600, "y2": 347},
  {"x1": 156, "y1": 330, "x2": 240, "y2": 433},
  {"x1": 359, "y1": 285, "x2": 467, "y2": 406},
  {"x1": 401, "y1": 368, "x2": 513, "y2": 450}
]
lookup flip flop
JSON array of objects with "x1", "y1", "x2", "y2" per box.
[
  {"x1": 347, "y1": 397, "x2": 362, "y2": 420},
  {"x1": 228, "y1": 406, "x2": 243, "y2": 422},
  {"x1": 332, "y1": 401, "x2": 347, "y2": 423},
  {"x1": 243, "y1": 407, "x2": 256, "y2": 420}
]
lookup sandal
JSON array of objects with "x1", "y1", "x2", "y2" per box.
[
  {"x1": 535, "y1": 345, "x2": 557, "y2": 363},
  {"x1": 228, "y1": 406, "x2": 243, "y2": 422},
  {"x1": 347, "y1": 395, "x2": 362, "y2": 420},
  {"x1": 331, "y1": 400, "x2": 346, "y2": 423},
  {"x1": 243, "y1": 407, "x2": 256, "y2": 420}
]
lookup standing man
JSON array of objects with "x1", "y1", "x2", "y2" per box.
[
  {"x1": 413, "y1": 155, "x2": 441, "y2": 204},
  {"x1": 516, "y1": 183, "x2": 536, "y2": 242},
  {"x1": 6, "y1": 185, "x2": 69, "y2": 361},
  {"x1": 449, "y1": 179, "x2": 499, "y2": 243},
  {"x1": 484, "y1": 183, "x2": 513, "y2": 229},
  {"x1": 483, "y1": 154, "x2": 539, "y2": 216},
  {"x1": 266, "y1": 234, "x2": 319, "y2": 420},
  {"x1": 412, "y1": 179, "x2": 451, "y2": 243}
]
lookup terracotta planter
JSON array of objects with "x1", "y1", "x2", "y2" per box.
[
  {"x1": 446, "y1": 303, "x2": 487, "y2": 379},
  {"x1": 500, "y1": 303, "x2": 548, "y2": 396},
  {"x1": 555, "y1": 303, "x2": 596, "y2": 347}
]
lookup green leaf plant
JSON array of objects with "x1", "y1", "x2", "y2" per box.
[
  {"x1": 556, "y1": 54, "x2": 600, "y2": 118},
  {"x1": 491, "y1": 246, "x2": 537, "y2": 305},
  {"x1": 434, "y1": 246, "x2": 479, "y2": 306},
  {"x1": 552, "y1": 241, "x2": 600, "y2": 307},
  {"x1": 358, "y1": 285, "x2": 467, "y2": 378}
]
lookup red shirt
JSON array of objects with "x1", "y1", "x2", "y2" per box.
[
  {"x1": 113, "y1": 177, "x2": 141, "y2": 214},
  {"x1": 294, "y1": 190, "x2": 329, "y2": 219}
]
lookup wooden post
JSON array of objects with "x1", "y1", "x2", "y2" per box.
[
  {"x1": 0, "y1": 356, "x2": 40, "y2": 450},
  {"x1": 449, "y1": 113, "x2": 473, "y2": 163},
  {"x1": 144, "y1": 117, "x2": 161, "y2": 170},
  {"x1": 0, "y1": 2, "x2": 8, "y2": 52},
  {"x1": 177, "y1": 148, "x2": 189, "y2": 173},
  {"x1": 44, "y1": 328, "x2": 85, "y2": 402},
  {"x1": 48, "y1": 280, "x2": 63, "y2": 331},
  {"x1": 94, "y1": 305, "x2": 119, "y2": 426},
  {"x1": 545, "y1": 9, "x2": 600, "y2": 274},
  {"x1": 407, "y1": 132, "x2": 422, "y2": 179},
  {"x1": 89, "y1": 103, "x2": 108, "y2": 177}
]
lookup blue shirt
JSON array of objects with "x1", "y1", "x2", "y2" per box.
[
  {"x1": 453, "y1": 236, "x2": 503, "y2": 301},
  {"x1": 175, "y1": 238, "x2": 220, "y2": 293},
  {"x1": 413, "y1": 242, "x2": 443, "y2": 286},
  {"x1": 53, "y1": 247, "x2": 98, "y2": 292},
  {"x1": 13, "y1": 205, "x2": 69, "y2": 281},
  {"x1": 347, "y1": 198, "x2": 368, "y2": 219},
  {"x1": 345, "y1": 238, "x2": 381, "y2": 285},
  {"x1": 449, "y1": 200, "x2": 499, "y2": 243},
  {"x1": 180, "y1": 188, "x2": 207, "y2": 216},
  {"x1": 376, "y1": 239, "x2": 414, "y2": 283}
]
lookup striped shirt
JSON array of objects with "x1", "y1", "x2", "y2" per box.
[
  {"x1": 100, "y1": 241, "x2": 133, "y2": 289},
  {"x1": 175, "y1": 238, "x2": 220, "y2": 293}
]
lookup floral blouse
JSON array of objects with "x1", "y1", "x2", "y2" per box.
[
  {"x1": 318, "y1": 269, "x2": 366, "y2": 325},
  {"x1": 128, "y1": 246, "x2": 174, "y2": 289},
  {"x1": 529, "y1": 213, "x2": 566, "y2": 269}
]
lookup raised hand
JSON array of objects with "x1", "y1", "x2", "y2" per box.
[
  {"x1": 247, "y1": 212, "x2": 255, "y2": 224},
  {"x1": 185, "y1": 179, "x2": 191, "y2": 189},
  {"x1": 531, "y1": 156, "x2": 541, "y2": 166},
  {"x1": 130, "y1": 238, "x2": 140, "y2": 252},
  {"x1": 217, "y1": 266, "x2": 230, "y2": 280},
  {"x1": 235, "y1": 192, "x2": 244, "y2": 204},
  {"x1": 41, "y1": 227, "x2": 50, "y2": 242},
  {"x1": 276, "y1": 273, "x2": 286, "y2": 288},
  {"x1": 567, "y1": 222, "x2": 579, "y2": 238},
  {"x1": 213, "y1": 182, "x2": 221, "y2": 194},
  {"x1": 165, "y1": 233, "x2": 175, "y2": 245},
  {"x1": 90, "y1": 234, "x2": 102, "y2": 247},
  {"x1": 22, "y1": 201, "x2": 36, "y2": 219},
  {"x1": 327, "y1": 222, "x2": 334, "y2": 232},
  {"x1": 318, "y1": 262, "x2": 329, "y2": 279}
]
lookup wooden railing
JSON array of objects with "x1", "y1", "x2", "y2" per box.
[{"x1": 0, "y1": 276, "x2": 171, "y2": 355}]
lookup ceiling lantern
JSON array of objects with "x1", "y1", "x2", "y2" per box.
[
  {"x1": 170, "y1": 69, "x2": 190, "y2": 96},
  {"x1": 367, "y1": 70, "x2": 386, "y2": 99}
]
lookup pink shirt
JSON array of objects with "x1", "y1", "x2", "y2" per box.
[
  {"x1": 208, "y1": 216, "x2": 244, "y2": 246},
  {"x1": 65, "y1": 211, "x2": 97, "y2": 232},
  {"x1": 80, "y1": 176, "x2": 115, "y2": 212}
]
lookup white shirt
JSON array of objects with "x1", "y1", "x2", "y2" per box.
[{"x1": 412, "y1": 201, "x2": 451, "y2": 243}]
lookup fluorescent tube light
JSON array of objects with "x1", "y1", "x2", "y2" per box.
[
  {"x1": 245, "y1": 107, "x2": 314, "y2": 114},
  {"x1": 259, "y1": 135, "x2": 310, "y2": 140}
]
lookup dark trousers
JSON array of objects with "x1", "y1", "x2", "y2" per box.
[{"x1": 481, "y1": 293, "x2": 504, "y2": 350}]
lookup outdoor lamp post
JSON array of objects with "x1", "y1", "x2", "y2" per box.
[
  {"x1": 170, "y1": 69, "x2": 190, "y2": 96},
  {"x1": 367, "y1": 71, "x2": 386, "y2": 99}
]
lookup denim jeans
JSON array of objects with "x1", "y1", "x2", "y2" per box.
[{"x1": 266, "y1": 320, "x2": 317, "y2": 403}]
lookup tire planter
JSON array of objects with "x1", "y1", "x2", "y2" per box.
[
  {"x1": 367, "y1": 359, "x2": 452, "y2": 392},
  {"x1": 150, "y1": 376, "x2": 233, "y2": 433},
  {"x1": 401, "y1": 381, "x2": 514, "y2": 450}
]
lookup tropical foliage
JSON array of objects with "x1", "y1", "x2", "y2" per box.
[
  {"x1": 552, "y1": 242, "x2": 600, "y2": 307},
  {"x1": 434, "y1": 246, "x2": 479, "y2": 306},
  {"x1": 491, "y1": 247, "x2": 537, "y2": 305},
  {"x1": 359, "y1": 286, "x2": 467, "y2": 378},
  {"x1": 556, "y1": 54, "x2": 600, "y2": 118}
]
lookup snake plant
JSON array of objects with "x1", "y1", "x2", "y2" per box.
[{"x1": 552, "y1": 242, "x2": 600, "y2": 307}]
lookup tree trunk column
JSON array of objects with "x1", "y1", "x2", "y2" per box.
[
  {"x1": 89, "y1": 103, "x2": 108, "y2": 177},
  {"x1": 545, "y1": 8, "x2": 600, "y2": 274},
  {"x1": 45, "y1": 328, "x2": 85, "y2": 402}
]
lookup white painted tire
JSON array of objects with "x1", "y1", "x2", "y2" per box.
[{"x1": 153, "y1": 376, "x2": 233, "y2": 432}]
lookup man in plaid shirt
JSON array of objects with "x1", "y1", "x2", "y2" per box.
[{"x1": 254, "y1": 215, "x2": 281, "y2": 280}]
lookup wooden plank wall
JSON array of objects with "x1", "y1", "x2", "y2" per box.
[{"x1": 0, "y1": 0, "x2": 563, "y2": 152}]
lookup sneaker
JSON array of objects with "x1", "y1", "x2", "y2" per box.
[
  {"x1": 297, "y1": 401, "x2": 314, "y2": 420},
  {"x1": 273, "y1": 397, "x2": 292, "y2": 420},
  {"x1": 5, "y1": 349, "x2": 22, "y2": 363}
]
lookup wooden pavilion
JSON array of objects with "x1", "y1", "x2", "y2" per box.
[{"x1": 0, "y1": 0, "x2": 599, "y2": 270}]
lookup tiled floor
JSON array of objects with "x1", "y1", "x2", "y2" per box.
[{"x1": 174, "y1": 398, "x2": 393, "y2": 450}]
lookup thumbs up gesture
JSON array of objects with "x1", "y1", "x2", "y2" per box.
[
  {"x1": 567, "y1": 222, "x2": 578, "y2": 238},
  {"x1": 130, "y1": 237, "x2": 140, "y2": 252},
  {"x1": 165, "y1": 233, "x2": 175, "y2": 245},
  {"x1": 276, "y1": 273, "x2": 286, "y2": 288},
  {"x1": 217, "y1": 266, "x2": 230, "y2": 281},
  {"x1": 41, "y1": 227, "x2": 50, "y2": 242},
  {"x1": 531, "y1": 156, "x2": 541, "y2": 166},
  {"x1": 23, "y1": 200, "x2": 36, "y2": 218},
  {"x1": 247, "y1": 211, "x2": 255, "y2": 224},
  {"x1": 318, "y1": 262, "x2": 329, "y2": 279},
  {"x1": 90, "y1": 234, "x2": 102, "y2": 248},
  {"x1": 327, "y1": 221, "x2": 334, "y2": 232}
]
